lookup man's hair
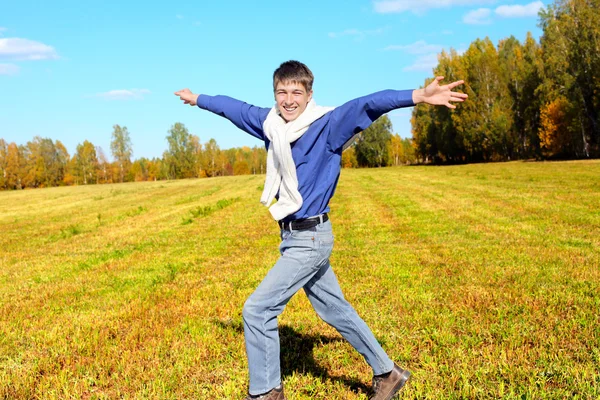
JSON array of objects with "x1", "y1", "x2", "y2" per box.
[{"x1": 273, "y1": 60, "x2": 314, "y2": 92}]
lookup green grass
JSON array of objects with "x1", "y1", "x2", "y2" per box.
[{"x1": 1, "y1": 161, "x2": 599, "y2": 399}]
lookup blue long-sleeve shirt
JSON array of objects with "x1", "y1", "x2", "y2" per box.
[{"x1": 197, "y1": 90, "x2": 415, "y2": 222}]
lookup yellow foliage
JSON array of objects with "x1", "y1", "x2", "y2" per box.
[
  {"x1": 539, "y1": 97, "x2": 569, "y2": 157},
  {"x1": 341, "y1": 147, "x2": 357, "y2": 168}
]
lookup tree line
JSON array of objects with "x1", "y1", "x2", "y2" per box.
[
  {"x1": 0, "y1": 115, "x2": 417, "y2": 191},
  {"x1": 0, "y1": 123, "x2": 268, "y2": 190},
  {"x1": 412, "y1": 0, "x2": 599, "y2": 163}
]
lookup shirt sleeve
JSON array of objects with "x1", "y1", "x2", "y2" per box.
[
  {"x1": 197, "y1": 95, "x2": 270, "y2": 141},
  {"x1": 326, "y1": 89, "x2": 415, "y2": 152}
]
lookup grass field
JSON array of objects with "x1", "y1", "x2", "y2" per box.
[{"x1": 1, "y1": 160, "x2": 599, "y2": 399}]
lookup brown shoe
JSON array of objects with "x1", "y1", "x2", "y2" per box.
[
  {"x1": 369, "y1": 364, "x2": 411, "y2": 400},
  {"x1": 244, "y1": 385, "x2": 286, "y2": 400}
]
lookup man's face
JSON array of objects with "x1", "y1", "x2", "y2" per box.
[{"x1": 274, "y1": 81, "x2": 313, "y2": 122}]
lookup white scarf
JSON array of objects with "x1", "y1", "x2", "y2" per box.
[{"x1": 261, "y1": 100, "x2": 334, "y2": 221}]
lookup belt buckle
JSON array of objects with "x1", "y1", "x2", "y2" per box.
[{"x1": 280, "y1": 220, "x2": 293, "y2": 232}]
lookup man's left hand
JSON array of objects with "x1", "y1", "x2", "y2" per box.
[{"x1": 412, "y1": 77, "x2": 468, "y2": 109}]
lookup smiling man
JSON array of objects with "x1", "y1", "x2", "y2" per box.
[{"x1": 175, "y1": 60, "x2": 467, "y2": 400}]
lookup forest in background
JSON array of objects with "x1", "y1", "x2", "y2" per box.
[
  {"x1": 1, "y1": 0, "x2": 598, "y2": 190},
  {"x1": 412, "y1": 0, "x2": 599, "y2": 162}
]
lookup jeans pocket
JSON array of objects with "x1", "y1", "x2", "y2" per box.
[{"x1": 316, "y1": 234, "x2": 334, "y2": 262}]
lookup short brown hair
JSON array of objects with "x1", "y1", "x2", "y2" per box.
[{"x1": 273, "y1": 60, "x2": 314, "y2": 92}]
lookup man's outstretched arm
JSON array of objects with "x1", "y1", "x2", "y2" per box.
[
  {"x1": 174, "y1": 88, "x2": 270, "y2": 142},
  {"x1": 327, "y1": 77, "x2": 468, "y2": 152}
]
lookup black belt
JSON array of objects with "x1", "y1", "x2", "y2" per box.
[{"x1": 278, "y1": 213, "x2": 329, "y2": 231}]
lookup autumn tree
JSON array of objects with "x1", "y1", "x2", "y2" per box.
[
  {"x1": 250, "y1": 146, "x2": 267, "y2": 175},
  {"x1": 5, "y1": 143, "x2": 24, "y2": 189},
  {"x1": 0, "y1": 139, "x2": 8, "y2": 189},
  {"x1": 341, "y1": 146, "x2": 358, "y2": 168},
  {"x1": 131, "y1": 157, "x2": 150, "y2": 181},
  {"x1": 538, "y1": 96, "x2": 574, "y2": 157},
  {"x1": 539, "y1": 0, "x2": 600, "y2": 157},
  {"x1": 233, "y1": 148, "x2": 251, "y2": 175},
  {"x1": 389, "y1": 134, "x2": 416, "y2": 165},
  {"x1": 16, "y1": 137, "x2": 68, "y2": 188},
  {"x1": 147, "y1": 158, "x2": 163, "y2": 181}
]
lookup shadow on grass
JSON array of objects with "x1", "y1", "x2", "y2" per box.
[{"x1": 215, "y1": 319, "x2": 370, "y2": 396}]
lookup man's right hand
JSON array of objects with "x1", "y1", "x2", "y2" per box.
[{"x1": 174, "y1": 88, "x2": 198, "y2": 106}]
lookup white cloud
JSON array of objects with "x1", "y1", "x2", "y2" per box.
[
  {"x1": 403, "y1": 53, "x2": 439, "y2": 71},
  {"x1": 374, "y1": 0, "x2": 494, "y2": 14},
  {"x1": 384, "y1": 40, "x2": 443, "y2": 54},
  {"x1": 495, "y1": 1, "x2": 543, "y2": 17},
  {"x1": 94, "y1": 89, "x2": 151, "y2": 100},
  {"x1": 0, "y1": 38, "x2": 59, "y2": 61},
  {"x1": 0, "y1": 27, "x2": 7, "y2": 36},
  {"x1": 383, "y1": 40, "x2": 445, "y2": 72},
  {"x1": 0, "y1": 63, "x2": 19, "y2": 75},
  {"x1": 463, "y1": 8, "x2": 492, "y2": 24},
  {"x1": 328, "y1": 28, "x2": 384, "y2": 39}
]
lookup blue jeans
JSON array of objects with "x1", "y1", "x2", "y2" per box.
[{"x1": 242, "y1": 217, "x2": 394, "y2": 395}]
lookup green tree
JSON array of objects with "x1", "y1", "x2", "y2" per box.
[
  {"x1": 96, "y1": 146, "x2": 112, "y2": 184},
  {"x1": 411, "y1": 99, "x2": 435, "y2": 163},
  {"x1": 164, "y1": 123, "x2": 198, "y2": 179},
  {"x1": 203, "y1": 138, "x2": 220, "y2": 177},
  {"x1": 433, "y1": 50, "x2": 468, "y2": 162},
  {"x1": 521, "y1": 32, "x2": 544, "y2": 158},
  {"x1": 110, "y1": 125, "x2": 133, "y2": 183},
  {"x1": 411, "y1": 49, "x2": 469, "y2": 163},
  {"x1": 74, "y1": 140, "x2": 99, "y2": 185},
  {"x1": 498, "y1": 36, "x2": 526, "y2": 159},
  {"x1": 355, "y1": 115, "x2": 393, "y2": 167},
  {"x1": 452, "y1": 38, "x2": 513, "y2": 161}
]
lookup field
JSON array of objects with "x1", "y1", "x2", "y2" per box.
[{"x1": 1, "y1": 161, "x2": 599, "y2": 399}]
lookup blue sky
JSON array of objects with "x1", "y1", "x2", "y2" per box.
[{"x1": 1, "y1": 0, "x2": 548, "y2": 160}]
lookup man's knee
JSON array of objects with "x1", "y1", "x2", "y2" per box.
[
  {"x1": 243, "y1": 293, "x2": 286, "y2": 325},
  {"x1": 242, "y1": 296, "x2": 259, "y2": 322}
]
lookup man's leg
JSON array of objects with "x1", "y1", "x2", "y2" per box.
[
  {"x1": 242, "y1": 228, "x2": 325, "y2": 396},
  {"x1": 303, "y1": 261, "x2": 395, "y2": 375}
]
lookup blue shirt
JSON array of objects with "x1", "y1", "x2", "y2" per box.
[{"x1": 197, "y1": 90, "x2": 415, "y2": 222}]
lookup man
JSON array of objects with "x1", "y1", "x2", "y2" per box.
[{"x1": 175, "y1": 60, "x2": 467, "y2": 400}]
